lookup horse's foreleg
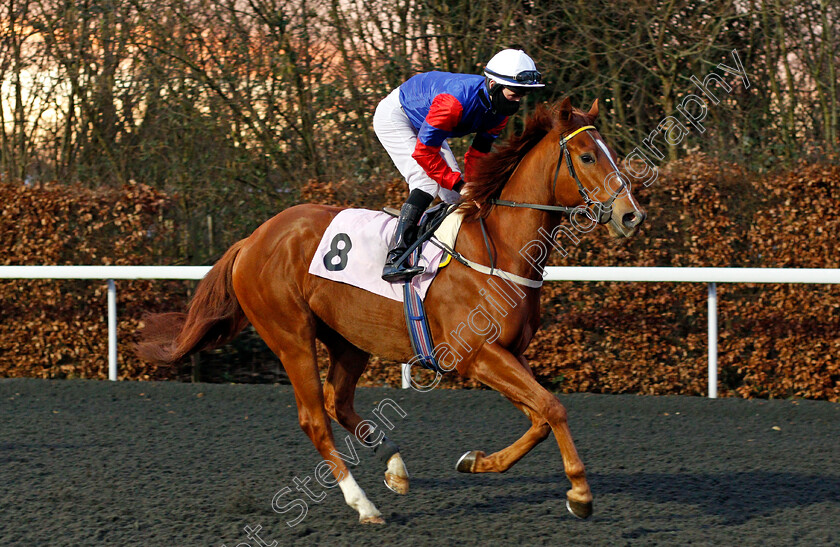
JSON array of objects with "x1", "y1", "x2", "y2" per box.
[
  {"x1": 457, "y1": 403, "x2": 551, "y2": 473},
  {"x1": 322, "y1": 331, "x2": 409, "y2": 495},
  {"x1": 461, "y1": 344, "x2": 593, "y2": 519},
  {"x1": 457, "y1": 356, "x2": 552, "y2": 473}
]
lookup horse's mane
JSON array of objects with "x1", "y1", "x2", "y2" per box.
[{"x1": 458, "y1": 101, "x2": 594, "y2": 222}]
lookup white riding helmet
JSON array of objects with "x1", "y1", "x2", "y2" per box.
[{"x1": 483, "y1": 49, "x2": 544, "y2": 88}]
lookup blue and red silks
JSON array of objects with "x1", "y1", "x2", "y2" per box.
[{"x1": 399, "y1": 72, "x2": 508, "y2": 189}]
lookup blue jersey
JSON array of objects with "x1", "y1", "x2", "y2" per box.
[{"x1": 396, "y1": 72, "x2": 508, "y2": 189}]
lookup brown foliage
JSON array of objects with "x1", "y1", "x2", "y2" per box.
[
  {"x1": 0, "y1": 182, "x2": 188, "y2": 380},
  {"x1": 299, "y1": 177, "x2": 407, "y2": 211},
  {"x1": 526, "y1": 155, "x2": 840, "y2": 401},
  {"x1": 2, "y1": 158, "x2": 839, "y2": 401}
]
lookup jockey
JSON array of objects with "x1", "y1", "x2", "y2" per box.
[{"x1": 374, "y1": 49, "x2": 544, "y2": 282}]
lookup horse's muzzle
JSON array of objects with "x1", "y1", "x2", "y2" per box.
[{"x1": 622, "y1": 210, "x2": 646, "y2": 230}]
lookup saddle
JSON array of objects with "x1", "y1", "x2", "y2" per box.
[{"x1": 308, "y1": 206, "x2": 462, "y2": 375}]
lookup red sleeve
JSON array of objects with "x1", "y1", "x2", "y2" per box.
[
  {"x1": 412, "y1": 142, "x2": 463, "y2": 190},
  {"x1": 412, "y1": 94, "x2": 464, "y2": 190},
  {"x1": 423, "y1": 94, "x2": 462, "y2": 133},
  {"x1": 464, "y1": 118, "x2": 508, "y2": 181},
  {"x1": 464, "y1": 147, "x2": 487, "y2": 182}
]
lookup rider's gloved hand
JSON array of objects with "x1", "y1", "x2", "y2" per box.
[{"x1": 439, "y1": 180, "x2": 464, "y2": 204}]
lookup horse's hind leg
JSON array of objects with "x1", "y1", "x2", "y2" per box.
[
  {"x1": 236, "y1": 287, "x2": 383, "y2": 524},
  {"x1": 320, "y1": 328, "x2": 410, "y2": 495}
]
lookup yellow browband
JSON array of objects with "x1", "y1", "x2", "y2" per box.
[
  {"x1": 444, "y1": 124, "x2": 596, "y2": 273},
  {"x1": 561, "y1": 125, "x2": 596, "y2": 144}
]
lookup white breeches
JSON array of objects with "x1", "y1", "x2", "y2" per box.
[{"x1": 373, "y1": 87, "x2": 463, "y2": 204}]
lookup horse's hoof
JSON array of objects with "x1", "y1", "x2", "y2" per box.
[
  {"x1": 384, "y1": 473, "x2": 409, "y2": 495},
  {"x1": 566, "y1": 498, "x2": 593, "y2": 519},
  {"x1": 456, "y1": 450, "x2": 481, "y2": 473},
  {"x1": 360, "y1": 515, "x2": 386, "y2": 525}
]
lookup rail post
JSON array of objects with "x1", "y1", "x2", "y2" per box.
[
  {"x1": 401, "y1": 363, "x2": 411, "y2": 389},
  {"x1": 108, "y1": 279, "x2": 118, "y2": 381},
  {"x1": 708, "y1": 282, "x2": 718, "y2": 398}
]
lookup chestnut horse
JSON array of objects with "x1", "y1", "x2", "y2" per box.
[{"x1": 137, "y1": 97, "x2": 645, "y2": 524}]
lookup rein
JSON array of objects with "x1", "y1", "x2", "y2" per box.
[
  {"x1": 444, "y1": 124, "x2": 628, "y2": 288},
  {"x1": 407, "y1": 125, "x2": 630, "y2": 289},
  {"x1": 488, "y1": 125, "x2": 625, "y2": 225}
]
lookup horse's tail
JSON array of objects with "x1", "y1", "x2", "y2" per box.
[{"x1": 136, "y1": 239, "x2": 249, "y2": 364}]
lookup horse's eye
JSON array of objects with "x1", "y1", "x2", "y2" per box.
[{"x1": 580, "y1": 154, "x2": 595, "y2": 164}]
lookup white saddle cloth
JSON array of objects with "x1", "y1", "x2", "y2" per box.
[{"x1": 307, "y1": 208, "x2": 463, "y2": 302}]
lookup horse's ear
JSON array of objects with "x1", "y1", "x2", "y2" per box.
[
  {"x1": 588, "y1": 99, "x2": 600, "y2": 120},
  {"x1": 558, "y1": 97, "x2": 573, "y2": 121}
]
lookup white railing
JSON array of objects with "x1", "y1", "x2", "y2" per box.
[
  {"x1": 543, "y1": 267, "x2": 840, "y2": 397},
  {"x1": 2, "y1": 266, "x2": 839, "y2": 396},
  {"x1": 0, "y1": 266, "x2": 210, "y2": 381}
]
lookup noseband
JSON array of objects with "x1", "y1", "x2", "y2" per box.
[{"x1": 488, "y1": 125, "x2": 625, "y2": 225}]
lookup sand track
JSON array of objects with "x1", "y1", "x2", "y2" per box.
[{"x1": 2, "y1": 379, "x2": 839, "y2": 545}]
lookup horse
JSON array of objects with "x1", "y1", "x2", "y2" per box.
[{"x1": 136, "y1": 97, "x2": 646, "y2": 524}]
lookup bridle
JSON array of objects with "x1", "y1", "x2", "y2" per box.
[
  {"x1": 427, "y1": 124, "x2": 632, "y2": 288},
  {"x1": 488, "y1": 125, "x2": 625, "y2": 225}
]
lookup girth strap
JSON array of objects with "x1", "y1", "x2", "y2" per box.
[{"x1": 402, "y1": 247, "x2": 443, "y2": 373}]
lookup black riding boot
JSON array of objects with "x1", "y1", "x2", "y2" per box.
[
  {"x1": 382, "y1": 189, "x2": 434, "y2": 282},
  {"x1": 382, "y1": 202, "x2": 425, "y2": 282}
]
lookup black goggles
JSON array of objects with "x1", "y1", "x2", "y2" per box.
[
  {"x1": 485, "y1": 68, "x2": 542, "y2": 85},
  {"x1": 513, "y1": 70, "x2": 542, "y2": 84}
]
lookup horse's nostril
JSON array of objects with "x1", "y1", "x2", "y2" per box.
[{"x1": 623, "y1": 211, "x2": 645, "y2": 228}]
